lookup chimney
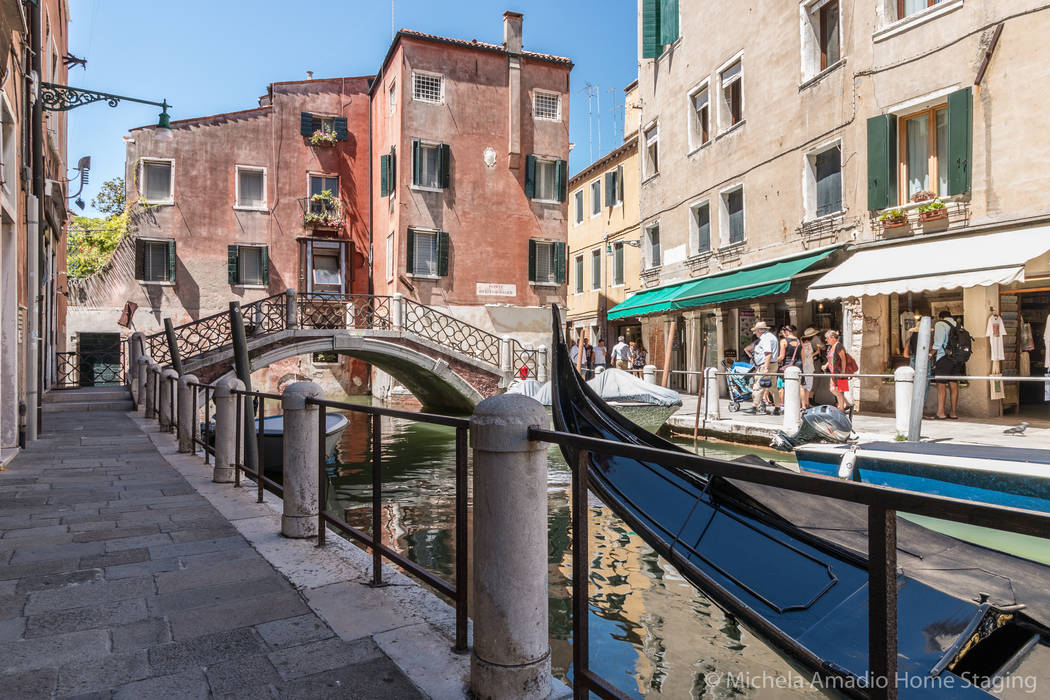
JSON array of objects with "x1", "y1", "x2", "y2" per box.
[{"x1": 503, "y1": 11, "x2": 523, "y2": 54}]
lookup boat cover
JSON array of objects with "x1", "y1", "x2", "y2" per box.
[
  {"x1": 860, "y1": 441, "x2": 1050, "y2": 465},
  {"x1": 505, "y1": 378, "x2": 552, "y2": 405},
  {"x1": 586, "y1": 368, "x2": 682, "y2": 406}
]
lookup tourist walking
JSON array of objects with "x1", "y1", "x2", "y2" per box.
[
  {"x1": 777, "y1": 325, "x2": 803, "y2": 409},
  {"x1": 822, "y1": 329, "x2": 853, "y2": 411},
  {"x1": 593, "y1": 339, "x2": 607, "y2": 372},
  {"x1": 750, "y1": 321, "x2": 780, "y2": 410},
  {"x1": 631, "y1": 341, "x2": 648, "y2": 377},
  {"x1": 932, "y1": 310, "x2": 971, "y2": 419},
  {"x1": 612, "y1": 336, "x2": 631, "y2": 370},
  {"x1": 799, "y1": 327, "x2": 819, "y2": 409}
]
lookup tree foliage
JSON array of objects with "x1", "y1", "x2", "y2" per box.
[
  {"x1": 66, "y1": 212, "x2": 127, "y2": 278},
  {"x1": 90, "y1": 176, "x2": 126, "y2": 218}
]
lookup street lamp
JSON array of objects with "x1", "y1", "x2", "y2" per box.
[{"x1": 39, "y1": 82, "x2": 173, "y2": 140}]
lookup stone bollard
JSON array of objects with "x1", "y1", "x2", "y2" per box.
[
  {"x1": 281, "y1": 381, "x2": 323, "y2": 538},
  {"x1": 284, "y1": 288, "x2": 297, "y2": 328},
  {"x1": 391, "y1": 292, "x2": 404, "y2": 329},
  {"x1": 704, "y1": 367, "x2": 721, "y2": 419},
  {"x1": 135, "y1": 356, "x2": 150, "y2": 412},
  {"x1": 159, "y1": 369, "x2": 178, "y2": 431},
  {"x1": 500, "y1": 336, "x2": 513, "y2": 374},
  {"x1": 470, "y1": 394, "x2": 551, "y2": 700},
  {"x1": 177, "y1": 374, "x2": 199, "y2": 453},
  {"x1": 536, "y1": 346, "x2": 548, "y2": 383},
  {"x1": 782, "y1": 367, "x2": 802, "y2": 434},
  {"x1": 212, "y1": 378, "x2": 244, "y2": 483},
  {"x1": 642, "y1": 364, "x2": 657, "y2": 384},
  {"x1": 894, "y1": 365, "x2": 915, "y2": 437},
  {"x1": 145, "y1": 363, "x2": 160, "y2": 419}
]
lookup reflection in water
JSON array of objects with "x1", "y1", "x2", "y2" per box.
[{"x1": 326, "y1": 402, "x2": 829, "y2": 698}]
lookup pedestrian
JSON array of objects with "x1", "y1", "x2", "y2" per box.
[
  {"x1": 750, "y1": 321, "x2": 779, "y2": 411},
  {"x1": 932, "y1": 310, "x2": 971, "y2": 419},
  {"x1": 777, "y1": 325, "x2": 802, "y2": 409},
  {"x1": 611, "y1": 336, "x2": 631, "y2": 370},
  {"x1": 592, "y1": 339, "x2": 607, "y2": 372},
  {"x1": 799, "y1": 327, "x2": 819, "y2": 409},
  {"x1": 822, "y1": 329, "x2": 853, "y2": 411},
  {"x1": 569, "y1": 339, "x2": 580, "y2": 367},
  {"x1": 631, "y1": 341, "x2": 648, "y2": 377},
  {"x1": 903, "y1": 325, "x2": 934, "y2": 417},
  {"x1": 583, "y1": 339, "x2": 594, "y2": 377}
]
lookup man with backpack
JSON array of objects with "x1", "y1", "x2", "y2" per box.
[{"x1": 932, "y1": 310, "x2": 971, "y2": 419}]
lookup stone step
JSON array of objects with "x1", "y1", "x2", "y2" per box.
[
  {"x1": 43, "y1": 387, "x2": 131, "y2": 404},
  {"x1": 42, "y1": 400, "x2": 135, "y2": 413}
]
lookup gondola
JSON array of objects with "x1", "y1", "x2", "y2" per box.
[{"x1": 548, "y1": 306, "x2": 1050, "y2": 698}]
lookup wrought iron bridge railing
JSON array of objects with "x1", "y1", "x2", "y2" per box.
[
  {"x1": 55, "y1": 343, "x2": 128, "y2": 389},
  {"x1": 298, "y1": 294, "x2": 393, "y2": 331},
  {"x1": 401, "y1": 298, "x2": 503, "y2": 367}
]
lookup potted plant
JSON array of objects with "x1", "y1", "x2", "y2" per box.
[
  {"x1": 302, "y1": 189, "x2": 341, "y2": 227},
  {"x1": 917, "y1": 198, "x2": 947, "y2": 222},
  {"x1": 309, "y1": 129, "x2": 338, "y2": 147},
  {"x1": 909, "y1": 190, "x2": 936, "y2": 203},
  {"x1": 879, "y1": 208, "x2": 908, "y2": 230}
]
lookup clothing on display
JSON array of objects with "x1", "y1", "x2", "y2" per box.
[{"x1": 986, "y1": 313, "x2": 1007, "y2": 362}]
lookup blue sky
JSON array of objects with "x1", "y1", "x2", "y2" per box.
[{"x1": 68, "y1": 0, "x2": 638, "y2": 217}]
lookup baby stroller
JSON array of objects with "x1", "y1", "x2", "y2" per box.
[{"x1": 723, "y1": 359, "x2": 759, "y2": 412}]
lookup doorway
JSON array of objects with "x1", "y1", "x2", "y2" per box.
[{"x1": 77, "y1": 333, "x2": 122, "y2": 387}]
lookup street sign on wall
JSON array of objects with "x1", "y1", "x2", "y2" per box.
[{"x1": 476, "y1": 283, "x2": 516, "y2": 297}]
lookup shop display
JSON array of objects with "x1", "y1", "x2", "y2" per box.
[{"x1": 986, "y1": 312, "x2": 1007, "y2": 362}]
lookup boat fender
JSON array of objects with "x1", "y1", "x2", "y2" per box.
[{"x1": 837, "y1": 446, "x2": 858, "y2": 480}]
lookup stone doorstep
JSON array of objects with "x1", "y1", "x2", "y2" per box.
[{"x1": 131, "y1": 411, "x2": 573, "y2": 699}]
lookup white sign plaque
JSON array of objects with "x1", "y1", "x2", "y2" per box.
[{"x1": 476, "y1": 283, "x2": 516, "y2": 297}]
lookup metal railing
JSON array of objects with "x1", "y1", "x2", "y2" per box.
[
  {"x1": 54, "y1": 344, "x2": 128, "y2": 389},
  {"x1": 298, "y1": 293, "x2": 392, "y2": 330},
  {"x1": 527, "y1": 425, "x2": 1050, "y2": 700},
  {"x1": 297, "y1": 195, "x2": 345, "y2": 229},
  {"x1": 402, "y1": 297, "x2": 502, "y2": 367},
  {"x1": 187, "y1": 380, "x2": 215, "y2": 464},
  {"x1": 229, "y1": 389, "x2": 285, "y2": 504},
  {"x1": 510, "y1": 340, "x2": 541, "y2": 378}
]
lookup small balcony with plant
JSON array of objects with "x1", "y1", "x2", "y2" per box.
[
  {"x1": 875, "y1": 190, "x2": 962, "y2": 239},
  {"x1": 298, "y1": 190, "x2": 345, "y2": 230},
  {"x1": 309, "y1": 128, "x2": 338, "y2": 148}
]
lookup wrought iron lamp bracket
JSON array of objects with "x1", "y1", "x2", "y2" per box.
[{"x1": 39, "y1": 82, "x2": 170, "y2": 117}]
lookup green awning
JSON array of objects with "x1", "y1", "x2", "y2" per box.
[{"x1": 607, "y1": 249, "x2": 835, "y2": 320}]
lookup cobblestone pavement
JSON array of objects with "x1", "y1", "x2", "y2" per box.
[{"x1": 0, "y1": 410, "x2": 424, "y2": 699}]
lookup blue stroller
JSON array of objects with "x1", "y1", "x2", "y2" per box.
[{"x1": 723, "y1": 359, "x2": 758, "y2": 412}]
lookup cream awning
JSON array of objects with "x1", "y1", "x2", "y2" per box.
[{"x1": 806, "y1": 227, "x2": 1050, "y2": 301}]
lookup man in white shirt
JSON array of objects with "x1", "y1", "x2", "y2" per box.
[
  {"x1": 751, "y1": 321, "x2": 779, "y2": 409},
  {"x1": 611, "y1": 336, "x2": 631, "y2": 370},
  {"x1": 592, "y1": 339, "x2": 607, "y2": 371}
]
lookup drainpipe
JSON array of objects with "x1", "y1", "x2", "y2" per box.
[{"x1": 26, "y1": 1, "x2": 44, "y2": 441}]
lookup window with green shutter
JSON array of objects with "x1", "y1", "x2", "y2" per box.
[
  {"x1": 406, "y1": 229, "x2": 448, "y2": 277},
  {"x1": 380, "y1": 154, "x2": 391, "y2": 197},
  {"x1": 641, "y1": 0, "x2": 662, "y2": 59},
  {"x1": 529, "y1": 240, "x2": 562, "y2": 285},
  {"x1": 227, "y1": 245, "x2": 239, "y2": 284},
  {"x1": 946, "y1": 87, "x2": 971, "y2": 196},
  {"x1": 300, "y1": 112, "x2": 314, "y2": 137},
  {"x1": 557, "y1": 160, "x2": 568, "y2": 202},
  {"x1": 412, "y1": 140, "x2": 449, "y2": 189},
  {"x1": 334, "y1": 116, "x2": 348, "y2": 141},
  {"x1": 613, "y1": 242, "x2": 625, "y2": 286},
  {"x1": 524, "y1": 155, "x2": 536, "y2": 198},
  {"x1": 604, "y1": 170, "x2": 617, "y2": 207},
  {"x1": 227, "y1": 245, "x2": 268, "y2": 285},
  {"x1": 574, "y1": 255, "x2": 584, "y2": 294},
  {"x1": 866, "y1": 114, "x2": 896, "y2": 210},
  {"x1": 554, "y1": 241, "x2": 566, "y2": 284},
  {"x1": 166, "y1": 240, "x2": 176, "y2": 282},
  {"x1": 660, "y1": 0, "x2": 679, "y2": 46},
  {"x1": 437, "y1": 231, "x2": 450, "y2": 276}
]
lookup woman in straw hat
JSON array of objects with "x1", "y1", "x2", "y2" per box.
[{"x1": 800, "y1": 327, "x2": 819, "y2": 408}]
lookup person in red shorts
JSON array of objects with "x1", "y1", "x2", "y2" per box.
[{"x1": 822, "y1": 329, "x2": 853, "y2": 411}]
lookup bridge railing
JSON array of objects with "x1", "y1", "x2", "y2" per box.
[
  {"x1": 401, "y1": 297, "x2": 502, "y2": 367},
  {"x1": 298, "y1": 293, "x2": 393, "y2": 331}
]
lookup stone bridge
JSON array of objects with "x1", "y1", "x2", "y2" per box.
[{"x1": 135, "y1": 291, "x2": 548, "y2": 413}]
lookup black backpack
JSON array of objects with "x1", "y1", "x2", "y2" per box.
[{"x1": 945, "y1": 322, "x2": 972, "y2": 363}]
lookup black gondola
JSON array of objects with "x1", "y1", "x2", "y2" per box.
[{"x1": 548, "y1": 306, "x2": 1050, "y2": 698}]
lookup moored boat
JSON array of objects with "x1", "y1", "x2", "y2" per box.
[{"x1": 205, "y1": 412, "x2": 349, "y2": 474}]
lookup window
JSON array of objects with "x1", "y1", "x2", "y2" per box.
[
  {"x1": 641, "y1": 0, "x2": 680, "y2": 58},
  {"x1": 309, "y1": 240, "x2": 344, "y2": 294},
  {"x1": 407, "y1": 229, "x2": 449, "y2": 277},
  {"x1": 527, "y1": 156, "x2": 566, "y2": 202},
  {"x1": 228, "y1": 244, "x2": 268, "y2": 286},
  {"x1": 612, "y1": 242, "x2": 625, "y2": 286},
  {"x1": 529, "y1": 240, "x2": 566, "y2": 285},
  {"x1": 722, "y1": 187, "x2": 745, "y2": 245},
  {"x1": 720, "y1": 61, "x2": 743, "y2": 129},
  {"x1": 299, "y1": 113, "x2": 347, "y2": 141},
  {"x1": 645, "y1": 224, "x2": 661, "y2": 269},
  {"x1": 574, "y1": 190, "x2": 584, "y2": 225},
  {"x1": 413, "y1": 72, "x2": 443, "y2": 103},
  {"x1": 807, "y1": 145, "x2": 843, "y2": 217},
  {"x1": 574, "y1": 254, "x2": 584, "y2": 294},
  {"x1": 690, "y1": 202, "x2": 711, "y2": 254},
  {"x1": 385, "y1": 233, "x2": 394, "y2": 281},
  {"x1": 412, "y1": 140, "x2": 449, "y2": 189},
  {"x1": 819, "y1": 2, "x2": 840, "y2": 69},
  {"x1": 644, "y1": 125, "x2": 659, "y2": 179},
  {"x1": 141, "y1": 160, "x2": 172, "y2": 203},
  {"x1": 235, "y1": 167, "x2": 266, "y2": 210},
  {"x1": 591, "y1": 249, "x2": 601, "y2": 290},
  {"x1": 534, "y1": 91, "x2": 561, "y2": 121},
  {"x1": 604, "y1": 166, "x2": 623, "y2": 206},
  {"x1": 135, "y1": 239, "x2": 174, "y2": 283},
  {"x1": 308, "y1": 174, "x2": 340, "y2": 219},
  {"x1": 902, "y1": 106, "x2": 948, "y2": 200},
  {"x1": 388, "y1": 82, "x2": 397, "y2": 114},
  {"x1": 898, "y1": 0, "x2": 948, "y2": 19},
  {"x1": 803, "y1": 1, "x2": 841, "y2": 81},
  {"x1": 590, "y1": 180, "x2": 601, "y2": 216},
  {"x1": 379, "y1": 146, "x2": 396, "y2": 197},
  {"x1": 689, "y1": 85, "x2": 710, "y2": 149}
]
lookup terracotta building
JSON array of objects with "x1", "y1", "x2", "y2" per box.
[{"x1": 66, "y1": 77, "x2": 374, "y2": 394}]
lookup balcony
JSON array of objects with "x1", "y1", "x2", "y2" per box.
[{"x1": 298, "y1": 194, "x2": 345, "y2": 230}]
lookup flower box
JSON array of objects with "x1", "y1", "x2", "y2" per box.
[
  {"x1": 309, "y1": 130, "x2": 338, "y2": 147},
  {"x1": 919, "y1": 209, "x2": 947, "y2": 223}
]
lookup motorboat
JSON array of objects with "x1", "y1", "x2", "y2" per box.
[
  {"x1": 204, "y1": 412, "x2": 349, "y2": 474},
  {"x1": 548, "y1": 305, "x2": 1050, "y2": 697}
]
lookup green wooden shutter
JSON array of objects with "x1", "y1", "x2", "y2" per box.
[
  {"x1": 167, "y1": 240, "x2": 176, "y2": 282},
  {"x1": 660, "y1": 0, "x2": 679, "y2": 45},
  {"x1": 946, "y1": 87, "x2": 972, "y2": 196},
  {"x1": 334, "y1": 117, "x2": 348, "y2": 141},
  {"x1": 227, "y1": 245, "x2": 239, "y2": 284},
  {"x1": 524, "y1": 155, "x2": 536, "y2": 198},
  {"x1": 557, "y1": 160, "x2": 568, "y2": 202},
  {"x1": 617, "y1": 165, "x2": 624, "y2": 202},
  {"x1": 300, "y1": 112, "x2": 314, "y2": 137},
  {"x1": 438, "y1": 143, "x2": 450, "y2": 188},
  {"x1": 553, "y1": 242, "x2": 566, "y2": 284},
  {"x1": 389, "y1": 146, "x2": 396, "y2": 191},
  {"x1": 134, "y1": 239, "x2": 145, "y2": 280},
  {"x1": 866, "y1": 114, "x2": 896, "y2": 210},
  {"x1": 411, "y1": 140, "x2": 422, "y2": 186},
  {"x1": 437, "y1": 231, "x2": 450, "y2": 277},
  {"x1": 405, "y1": 229, "x2": 415, "y2": 275},
  {"x1": 605, "y1": 171, "x2": 616, "y2": 206},
  {"x1": 380, "y1": 155, "x2": 391, "y2": 197},
  {"x1": 528, "y1": 239, "x2": 537, "y2": 282},
  {"x1": 642, "y1": 0, "x2": 662, "y2": 58},
  {"x1": 260, "y1": 246, "x2": 269, "y2": 286}
]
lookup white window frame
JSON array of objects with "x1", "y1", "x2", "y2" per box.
[
  {"x1": 644, "y1": 222, "x2": 661, "y2": 270},
  {"x1": 800, "y1": 0, "x2": 844, "y2": 84},
  {"x1": 802, "y1": 138, "x2": 844, "y2": 222},
  {"x1": 409, "y1": 227, "x2": 440, "y2": 279},
  {"x1": 306, "y1": 239, "x2": 346, "y2": 294},
  {"x1": 611, "y1": 165, "x2": 624, "y2": 207},
  {"x1": 533, "y1": 240, "x2": 558, "y2": 286},
  {"x1": 590, "y1": 248, "x2": 601, "y2": 291},
  {"x1": 687, "y1": 80, "x2": 711, "y2": 153},
  {"x1": 533, "y1": 90, "x2": 562, "y2": 121},
  {"x1": 573, "y1": 254, "x2": 584, "y2": 295},
  {"x1": 533, "y1": 157, "x2": 560, "y2": 204},
  {"x1": 643, "y1": 122, "x2": 659, "y2": 181},
  {"x1": 388, "y1": 80, "x2": 397, "y2": 114},
  {"x1": 385, "y1": 232, "x2": 394, "y2": 282},
  {"x1": 234, "y1": 243, "x2": 267, "y2": 287},
  {"x1": 573, "y1": 189, "x2": 584, "y2": 226},
  {"x1": 874, "y1": 0, "x2": 963, "y2": 40},
  {"x1": 234, "y1": 165, "x2": 267, "y2": 212},
  {"x1": 412, "y1": 70, "x2": 445, "y2": 104},
  {"x1": 590, "y1": 179, "x2": 601, "y2": 218},
  {"x1": 139, "y1": 158, "x2": 174, "y2": 205},
  {"x1": 719, "y1": 184, "x2": 746, "y2": 247},
  {"x1": 138, "y1": 237, "x2": 174, "y2": 286},
  {"x1": 716, "y1": 53, "x2": 745, "y2": 134},
  {"x1": 689, "y1": 199, "x2": 713, "y2": 255}
]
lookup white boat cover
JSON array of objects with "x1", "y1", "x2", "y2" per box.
[
  {"x1": 806, "y1": 227, "x2": 1050, "y2": 301},
  {"x1": 507, "y1": 370, "x2": 681, "y2": 407}
]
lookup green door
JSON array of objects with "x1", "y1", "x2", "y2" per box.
[{"x1": 78, "y1": 333, "x2": 122, "y2": 387}]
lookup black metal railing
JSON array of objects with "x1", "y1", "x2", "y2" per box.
[
  {"x1": 298, "y1": 294, "x2": 392, "y2": 330},
  {"x1": 54, "y1": 343, "x2": 127, "y2": 389},
  {"x1": 402, "y1": 297, "x2": 501, "y2": 367},
  {"x1": 510, "y1": 340, "x2": 540, "y2": 379},
  {"x1": 230, "y1": 389, "x2": 286, "y2": 504},
  {"x1": 187, "y1": 381, "x2": 214, "y2": 464}
]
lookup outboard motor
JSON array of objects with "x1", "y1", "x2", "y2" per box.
[{"x1": 770, "y1": 405, "x2": 854, "y2": 451}]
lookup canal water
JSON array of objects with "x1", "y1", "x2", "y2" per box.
[{"x1": 323, "y1": 399, "x2": 831, "y2": 698}]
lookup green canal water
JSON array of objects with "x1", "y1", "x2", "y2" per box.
[{"x1": 323, "y1": 400, "x2": 831, "y2": 698}]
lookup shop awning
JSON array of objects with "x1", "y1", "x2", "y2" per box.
[
  {"x1": 806, "y1": 227, "x2": 1050, "y2": 301},
  {"x1": 608, "y1": 249, "x2": 836, "y2": 320}
]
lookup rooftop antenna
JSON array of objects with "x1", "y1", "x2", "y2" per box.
[
  {"x1": 608, "y1": 88, "x2": 623, "y2": 144},
  {"x1": 391, "y1": 0, "x2": 395, "y2": 39},
  {"x1": 578, "y1": 83, "x2": 600, "y2": 163}
]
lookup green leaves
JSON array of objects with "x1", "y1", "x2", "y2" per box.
[{"x1": 66, "y1": 212, "x2": 127, "y2": 278}]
